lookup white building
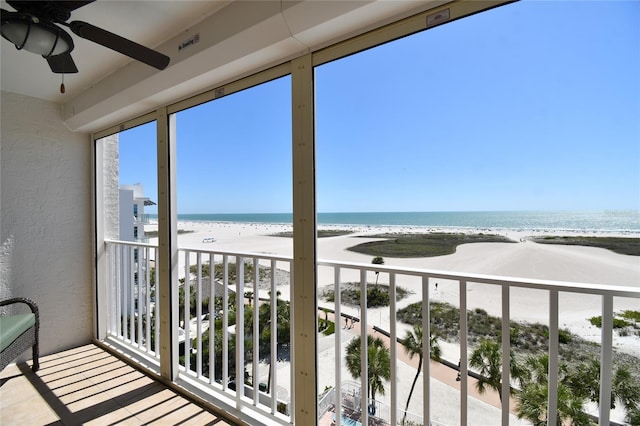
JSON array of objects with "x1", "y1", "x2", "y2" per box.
[{"x1": 119, "y1": 183, "x2": 155, "y2": 243}]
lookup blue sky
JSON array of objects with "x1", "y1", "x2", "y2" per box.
[{"x1": 119, "y1": 1, "x2": 639, "y2": 214}]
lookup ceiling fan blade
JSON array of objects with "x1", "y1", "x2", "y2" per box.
[
  {"x1": 7, "y1": 1, "x2": 94, "y2": 20},
  {"x1": 69, "y1": 20, "x2": 170, "y2": 70},
  {"x1": 46, "y1": 53, "x2": 78, "y2": 73}
]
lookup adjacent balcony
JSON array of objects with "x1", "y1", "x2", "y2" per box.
[
  {"x1": 134, "y1": 214, "x2": 151, "y2": 225},
  {"x1": 100, "y1": 240, "x2": 638, "y2": 425}
]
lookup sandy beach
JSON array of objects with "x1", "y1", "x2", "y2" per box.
[
  {"x1": 149, "y1": 220, "x2": 639, "y2": 424},
  {"x1": 160, "y1": 220, "x2": 639, "y2": 355}
]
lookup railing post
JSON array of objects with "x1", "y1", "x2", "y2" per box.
[
  {"x1": 360, "y1": 268, "x2": 369, "y2": 424},
  {"x1": 154, "y1": 251, "x2": 159, "y2": 355},
  {"x1": 252, "y1": 257, "x2": 259, "y2": 405},
  {"x1": 115, "y1": 244, "x2": 122, "y2": 338},
  {"x1": 236, "y1": 256, "x2": 245, "y2": 406},
  {"x1": 501, "y1": 285, "x2": 511, "y2": 426},
  {"x1": 209, "y1": 253, "x2": 215, "y2": 385},
  {"x1": 222, "y1": 255, "x2": 229, "y2": 390},
  {"x1": 547, "y1": 290, "x2": 559, "y2": 426},
  {"x1": 184, "y1": 250, "x2": 191, "y2": 373},
  {"x1": 460, "y1": 280, "x2": 468, "y2": 426},
  {"x1": 389, "y1": 273, "x2": 397, "y2": 426},
  {"x1": 422, "y1": 276, "x2": 431, "y2": 426},
  {"x1": 129, "y1": 246, "x2": 135, "y2": 342},
  {"x1": 334, "y1": 266, "x2": 342, "y2": 426},
  {"x1": 195, "y1": 253, "x2": 202, "y2": 377},
  {"x1": 270, "y1": 260, "x2": 278, "y2": 414},
  {"x1": 599, "y1": 295, "x2": 613, "y2": 425}
]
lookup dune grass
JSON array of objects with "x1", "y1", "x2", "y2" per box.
[
  {"x1": 398, "y1": 301, "x2": 639, "y2": 378},
  {"x1": 530, "y1": 235, "x2": 640, "y2": 256},
  {"x1": 320, "y1": 282, "x2": 411, "y2": 308},
  {"x1": 347, "y1": 232, "x2": 515, "y2": 258}
]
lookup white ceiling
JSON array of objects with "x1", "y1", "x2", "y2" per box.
[
  {"x1": 0, "y1": 0, "x2": 229, "y2": 103},
  {"x1": 2, "y1": 0, "x2": 451, "y2": 132}
]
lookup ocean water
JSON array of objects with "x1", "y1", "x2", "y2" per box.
[{"x1": 168, "y1": 211, "x2": 640, "y2": 233}]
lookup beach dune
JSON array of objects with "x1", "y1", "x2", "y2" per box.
[{"x1": 161, "y1": 220, "x2": 639, "y2": 352}]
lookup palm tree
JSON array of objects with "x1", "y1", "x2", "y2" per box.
[
  {"x1": 613, "y1": 365, "x2": 640, "y2": 424},
  {"x1": 258, "y1": 291, "x2": 290, "y2": 394},
  {"x1": 516, "y1": 354, "x2": 590, "y2": 426},
  {"x1": 400, "y1": 324, "x2": 441, "y2": 425},
  {"x1": 566, "y1": 356, "x2": 640, "y2": 423},
  {"x1": 469, "y1": 338, "x2": 525, "y2": 402},
  {"x1": 345, "y1": 335, "x2": 391, "y2": 409},
  {"x1": 371, "y1": 256, "x2": 384, "y2": 285}
]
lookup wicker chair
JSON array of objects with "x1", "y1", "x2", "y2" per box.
[{"x1": 0, "y1": 298, "x2": 40, "y2": 372}]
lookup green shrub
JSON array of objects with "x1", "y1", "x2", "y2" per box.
[
  {"x1": 590, "y1": 315, "x2": 631, "y2": 329},
  {"x1": 589, "y1": 316, "x2": 602, "y2": 327},
  {"x1": 559, "y1": 329, "x2": 572, "y2": 344},
  {"x1": 621, "y1": 310, "x2": 640, "y2": 322},
  {"x1": 322, "y1": 321, "x2": 335, "y2": 336},
  {"x1": 614, "y1": 318, "x2": 631, "y2": 328},
  {"x1": 321, "y1": 283, "x2": 410, "y2": 307},
  {"x1": 318, "y1": 317, "x2": 335, "y2": 335}
]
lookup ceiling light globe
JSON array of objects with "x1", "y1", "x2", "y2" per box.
[{"x1": 1, "y1": 18, "x2": 72, "y2": 57}]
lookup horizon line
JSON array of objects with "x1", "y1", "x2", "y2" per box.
[{"x1": 152, "y1": 209, "x2": 640, "y2": 215}]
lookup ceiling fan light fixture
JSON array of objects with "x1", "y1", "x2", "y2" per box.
[{"x1": 1, "y1": 14, "x2": 73, "y2": 57}]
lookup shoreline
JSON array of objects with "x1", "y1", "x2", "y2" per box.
[{"x1": 157, "y1": 218, "x2": 640, "y2": 239}]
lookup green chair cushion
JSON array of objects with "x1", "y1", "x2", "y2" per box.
[{"x1": 0, "y1": 313, "x2": 36, "y2": 352}]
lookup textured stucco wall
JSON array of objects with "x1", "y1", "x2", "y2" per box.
[
  {"x1": 103, "y1": 134, "x2": 120, "y2": 241},
  {"x1": 1, "y1": 91, "x2": 93, "y2": 358}
]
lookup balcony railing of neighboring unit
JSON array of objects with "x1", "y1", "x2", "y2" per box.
[
  {"x1": 134, "y1": 214, "x2": 151, "y2": 224},
  {"x1": 104, "y1": 240, "x2": 639, "y2": 426}
]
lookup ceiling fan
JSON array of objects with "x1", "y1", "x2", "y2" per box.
[{"x1": 0, "y1": 0, "x2": 170, "y2": 75}]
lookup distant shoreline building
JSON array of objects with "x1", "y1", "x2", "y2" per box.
[{"x1": 119, "y1": 183, "x2": 155, "y2": 243}]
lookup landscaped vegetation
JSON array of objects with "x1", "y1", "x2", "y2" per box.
[
  {"x1": 347, "y1": 232, "x2": 515, "y2": 257},
  {"x1": 321, "y1": 283, "x2": 410, "y2": 308},
  {"x1": 318, "y1": 309, "x2": 335, "y2": 336},
  {"x1": 400, "y1": 324, "x2": 441, "y2": 425},
  {"x1": 172, "y1": 259, "x2": 292, "y2": 412},
  {"x1": 589, "y1": 310, "x2": 640, "y2": 337},
  {"x1": 345, "y1": 335, "x2": 391, "y2": 412},
  {"x1": 397, "y1": 301, "x2": 640, "y2": 424},
  {"x1": 530, "y1": 236, "x2": 640, "y2": 256},
  {"x1": 180, "y1": 289, "x2": 291, "y2": 397}
]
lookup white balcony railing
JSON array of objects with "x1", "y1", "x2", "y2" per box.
[
  {"x1": 104, "y1": 240, "x2": 639, "y2": 426},
  {"x1": 134, "y1": 213, "x2": 151, "y2": 224}
]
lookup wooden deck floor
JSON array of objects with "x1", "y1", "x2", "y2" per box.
[{"x1": 0, "y1": 344, "x2": 236, "y2": 425}]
